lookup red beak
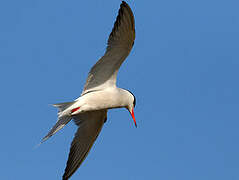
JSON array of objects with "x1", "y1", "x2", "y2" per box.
[{"x1": 130, "y1": 107, "x2": 137, "y2": 128}]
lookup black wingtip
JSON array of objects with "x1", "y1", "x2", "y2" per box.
[{"x1": 121, "y1": 1, "x2": 129, "y2": 7}]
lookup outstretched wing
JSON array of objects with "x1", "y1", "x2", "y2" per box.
[
  {"x1": 82, "y1": 1, "x2": 135, "y2": 95},
  {"x1": 62, "y1": 110, "x2": 107, "y2": 180}
]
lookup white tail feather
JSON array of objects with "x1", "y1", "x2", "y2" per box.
[{"x1": 53, "y1": 101, "x2": 75, "y2": 115}]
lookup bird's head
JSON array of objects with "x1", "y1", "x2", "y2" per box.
[{"x1": 126, "y1": 90, "x2": 137, "y2": 128}]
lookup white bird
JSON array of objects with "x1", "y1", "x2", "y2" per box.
[{"x1": 42, "y1": 1, "x2": 136, "y2": 179}]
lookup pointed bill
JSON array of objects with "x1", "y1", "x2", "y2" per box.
[{"x1": 130, "y1": 108, "x2": 137, "y2": 128}]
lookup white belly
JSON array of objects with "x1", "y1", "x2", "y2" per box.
[{"x1": 69, "y1": 88, "x2": 127, "y2": 115}]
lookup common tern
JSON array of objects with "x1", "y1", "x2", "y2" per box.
[{"x1": 42, "y1": 1, "x2": 136, "y2": 179}]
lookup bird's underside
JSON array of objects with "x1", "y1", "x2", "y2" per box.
[{"x1": 42, "y1": 1, "x2": 135, "y2": 180}]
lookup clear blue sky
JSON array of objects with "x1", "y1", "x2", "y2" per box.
[{"x1": 0, "y1": 0, "x2": 239, "y2": 179}]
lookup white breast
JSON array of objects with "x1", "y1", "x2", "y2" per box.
[{"x1": 70, "y1": 88, "x2": 130, "y2": 115}]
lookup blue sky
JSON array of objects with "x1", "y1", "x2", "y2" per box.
[{"x1": 0, "y1": 0, "x2": 239, "y2": 179}]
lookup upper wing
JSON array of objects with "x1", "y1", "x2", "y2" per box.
[
  {"x1": 62, "y1": 110, "x2": 107, "y2": 180},
  {"x1": 82, "y1": 1, "x2": 135, "y2": 94}
]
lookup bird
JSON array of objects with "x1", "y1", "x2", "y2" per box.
[{"x1": 42, "y1": 1, "x2": 136, "y2": 179}]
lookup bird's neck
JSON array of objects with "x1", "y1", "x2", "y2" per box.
[{"x1": 112, "y1": 88, "x2": 131, "y2": 108}]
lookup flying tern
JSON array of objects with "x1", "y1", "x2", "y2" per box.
[{"x1": 42, "y1": 1, "x2": 136, "y2": 179}]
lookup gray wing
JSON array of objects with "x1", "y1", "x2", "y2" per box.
[
  {"x1": 62, "y1": 110, "x2": 107, "y2": 180},
  {"x1": 82, "y1": 1, "x2": 135, "y2": 95}
]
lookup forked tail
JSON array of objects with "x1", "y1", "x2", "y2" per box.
[{"x1": 41, "y1": 101, "x2": 75, "y2": 143}]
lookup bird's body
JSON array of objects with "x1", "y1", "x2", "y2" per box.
[
  {"x1": 54, "y1": 87, "x2": 134, "y2": 117},
  {"x1": 42, "y1": 1, "x2": 136, "y2": 179},
  {"x1": 75, "y1": 88, "x2": 134, "y2": 112}
]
